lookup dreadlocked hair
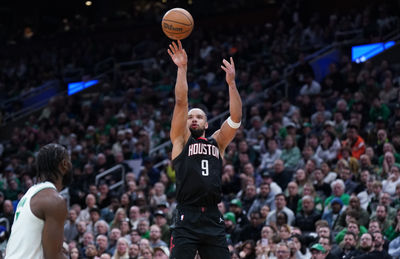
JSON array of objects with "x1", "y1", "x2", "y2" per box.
[{"x1": 36, "y1": 143, "x2": 68, "y2": 183}]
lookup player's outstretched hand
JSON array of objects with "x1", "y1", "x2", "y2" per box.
[
  {"x1": 221, "y1": 57, "x2": 236, "y2": 86},
  {"x1": 167, "y1": 40, "x2": 187, "y2": 68}
]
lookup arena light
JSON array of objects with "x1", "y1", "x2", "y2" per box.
[
  {"x1": 68, "y1": 80, "x2": 99, "y2": 95},
  {"x1": 352, "y1": 41, "x2": 395, "y2": 63},
  {"x1": 85, "y1": 1, "x2": 92, "y2": 6}
]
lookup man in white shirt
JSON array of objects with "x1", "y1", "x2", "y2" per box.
[{"x1": 265, "y1": 193, "x2": 295, "y2": 226}]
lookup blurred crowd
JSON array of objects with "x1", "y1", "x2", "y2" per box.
[{"x1": 0, "y1": 0, "x2": 400, "y2": 258}]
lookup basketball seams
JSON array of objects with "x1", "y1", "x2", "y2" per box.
[
  {"x1": 163, "y1": 19, "x2": 192, "y2": 27},
  {"x1": 164, "y1": 29, "x2": 192, "y2": 35},
  {"x1": 171, "y1": 10, "x2": 194, "y2": 26},
  {"x1": 162, "y1": 8, "x2": 193, "y2": 40}
]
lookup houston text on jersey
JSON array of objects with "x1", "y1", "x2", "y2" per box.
[{"x1": 187, "y1": 143, "x2": 219, "y2": 158}]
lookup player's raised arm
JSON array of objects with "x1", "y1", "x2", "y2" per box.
[
  {"x1": 168, "y1": 40, "x2": 190, "y2": 159},
  {"x1": 213, "y1": 57, "x2": 242, "y2": 154}
]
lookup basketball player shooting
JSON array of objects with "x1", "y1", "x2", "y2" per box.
[
  {"x1": 167, "y1": 40, "x2": 242, "y2": 259},
  {"x1": 5, "y1": 144, "x2": 72, "y2": 259}
]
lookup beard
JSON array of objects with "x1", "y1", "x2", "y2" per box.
[
  {"x1": 190, "y1": 127, "x2": 205, "y2": 139},
  {"x1": 62, "y1": 168, "x2": 73, "y2": 187},
  {"x1": 360, "y1": 245, "x2": 371, "y2": 252}
]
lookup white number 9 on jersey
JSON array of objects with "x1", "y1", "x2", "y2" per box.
[{"x1": 201, "y1": 160, "x2": 209, "y2": 176}]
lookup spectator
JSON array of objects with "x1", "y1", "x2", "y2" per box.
[
  {"x1": 313, "y1": 168, "x2": 332, "y2": 200},
  {"x1": 337, "y1": 231, "x2": 361, "y2": 259},
  {"x1": 239, "y1": 211, "x2": 263, "y2": 242},
  {"x1": 149, "y1": 182, "x2": 167, "y2": 209},
  {"x1": 369, "y1": 97, "x2": 391, "y2": 123},
  {"x1": 112, "y1": 237, "x2": 130, "y2": 259},
  {"x1": 85, "y1": 243, "x2": 100, "y2": 259},
  {"x1": 371, "y1": 231, "x2": 392, "y2": 258},
  {"x1": 237, "y1": 239, "x2": 256, "y2": 259},
  {"x1": 322, "y1": 198, "x2": 345, "y2": 230},
  {"x1": 240, "y1": 184, "x2": 257, "y2": 215},
  {"x1": 337, "y1": 196, "x2": 369, "y2": 230},
  {"x1": 96, "y1": 234, "x2": 111, "y2": 256},
  {"x1": 382, "y1": 164, "x2": 400, "y2": 197},
  {"x1": 318, "y1": 236, "x2": 339, "y2": 259},
  {"x1": 110, "y1": 208, "x2": 127, "y2": 232},
  {"x1": 223, "y1": 212, "x2": 240, "y2": 246},
  {"x1": 153, "y1": 246, "x2": 170, "y2": 259},
  {"x1": 229, "y1": 198, "x2": 250, "y2": 230},
  {"x1": 339, "y1": 124, "x2": 366, "y2": 160},
  {"x1": 297, "y1": 183, "x2": 324, "y2": 214},
  {"x1": 265, "y1": 193, "x2": 295, "y2": 226},
  {"x1": 221, "y1": 164, "x2": 241, "y2": 196},
  {"x1": 128, "y1": 243, "x2": 140, "y2": 259},
  {"x1": 292, "y1": 168, "x2": 308, "y2": 196},
  {"x1": 148, "y1": 225, "x2": 167, "y2": 248},
  {"x1": 358, "y1": 232, "x2": 374, "y2": 255},
  {"x1": 95, "y1": 220, "x2": 110, "y2": 237},
  {"x1": 137, "y1": 218, "x2": 150, "y2": 239},
  {"x1": 321, "y1": 162, "x2": 337, "y2": 184},
  {"x1": 275, "y1": 241, "x2": 291, "y2": 259},
  {"x1": 129, "y1": 206, "x2": 141, "y2": 230},
  {"x1": 324, "y1": 180, "x2": 350, "y2": 213},
  {"x1": 294, "y1": 195, "x2": 321, "y2": 233},
  {"x1": 285, "y1": 181, "x2": 301, "y2": 214},
  {"x1": 299, "y1": 74, "x2": 321, "y2": 96},
  {"x1": 280, "y1": 136, "x2": 301, "y2": 170},
  {"x1": 246, "y1": 115, "x2": 268, "y2": 146},
  {"x1": 316, "y1": 130, "x2": 341, "y2": 164},
  {"x1": 78, "y1": 194, "x2": 97, "y2": 223},
  {"x1": 153, "y1": 210, "x2": 170, "y2": 245},
  {"x1": 260, "y1": 170, "x2": 283, "y2": 196},
  {"x1": 310, "y1": 243, "x2": 327, "y2": 259},
  {"x1": 64, "y1": 208, "x2": 79, "y2": 243},
  {"x1": 291, "y1": 234, "x2": 311, "y2": 259},
  {"x1": 248, "y1": 183, "x2": 275, "y2": 216},
  {"x1": 371, "y1": 205, "x2": 392, "y2": 233},
  {"x1": 108, "y1": 228, "x2": 122, "y2": 255},
  {"x1": 258, "y1": 138, "x2": 282, "y2": 172},
  {"x1": 335, "y1": 219, "x2": 367, "y2": 244}
]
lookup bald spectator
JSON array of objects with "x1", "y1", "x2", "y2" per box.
[{"x1": 78, "y1": 194, "x2": 97, "y2": 223}]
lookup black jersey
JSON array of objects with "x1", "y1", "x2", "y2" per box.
[{"x1": 172, "y1": 136, "x2": 223, "y2": 207}]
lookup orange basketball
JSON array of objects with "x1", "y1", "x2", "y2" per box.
[{"x1": 161, "y1": 8, "x2": 194, "y2": 40}]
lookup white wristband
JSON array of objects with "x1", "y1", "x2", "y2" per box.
[{"x1": 227, "y1": 116, "x2": 241, "y2": 129}]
